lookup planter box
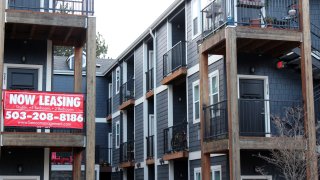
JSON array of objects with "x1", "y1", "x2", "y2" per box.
[{"x1": 237, "y1": 0, "x2": 265, "y2": 9}]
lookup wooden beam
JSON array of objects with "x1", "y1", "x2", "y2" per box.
[
  {"x1": 202, "y1": 139, "x2": 229, "y2": 154},
  {"x1": 225, "y1": 27, "x2": 241, "y2": 180},
  {"x1": 0, "y1": 0, "x2": 5, "y2": 147},
  {"x1": 72, "y1": 148, "x2": 82, "y2": 180},
  {"x1": 299, "y1": 0, "x2": 318, "y2": 179},
  {"x1": 239, "y1": 137, "x2": 306, "y2": 150},
  {"x1": 199, "y1": 52, "x2": 211, "y2": 180},
  {"x1": 29, "y1": 25, "x2": 36, "y2": 39},
  {"x1": 85, "y1": 17, "x2": 97, "y2": 180},
  {"x1": 64, "y1": 28, "x2": 74, "y2": 44},
  {"x1": 162, "y1": 151, "x2": 188, "y2": 161},
  {"x1": 48, "y1": 26, "x2": 56, "y2": 39},
  {"x1": 10, "y1": 24, "x2": 17, "y2": 39},
  {"x1": 161, "y1": 67, "x2": 187, "y2": 85},
  {"x1": 200, "y1": 29, "x2": 226, "y2": 54}
]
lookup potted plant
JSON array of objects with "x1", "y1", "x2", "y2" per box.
[
  {"x1": 250, "y1": 18, "x2": 261, "y2": 28},
  {"x1": 264, "y1": 16, "x2": 275, "y2": 28}
]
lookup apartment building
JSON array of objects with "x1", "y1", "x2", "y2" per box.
[
  {"x1": 0, "y1": 0, "x2": 96, "y2": 180},
  {"x1": 105, "y1": 0, "x2": 320, "y2": 180}
]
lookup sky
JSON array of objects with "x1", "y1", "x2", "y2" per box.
[{"x1": 95, "y1": 0, "x2": 175, "y2": 59}]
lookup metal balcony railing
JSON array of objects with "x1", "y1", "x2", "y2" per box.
[
  {"x1": 146, "y1": 135, "x2": 154, "y2": 159},
  {"x1": 106, "y1": 97, "x2": 112, "y2": 117},
  {"x1": 201, "y1": 0, "x2": 300, "y2": 37},
  {"x1": 146, "y1": 68, "x2": 154, "y2": 92},
  {"x1": 120, "y1": 141, "x2": 134, "y2": 163},
  {"x1": 120, "y1": 78, "x2": 135, "y2": 104},
  {"x1": 204, "y1": 99, "x2": 304, "y2": 141},
  {"x1": 95, "y1": 146, "x2": 112, "y2": 166},
  {"x1": 164, "y1": 122, "x2": 188, "y2": 154},
  {"x1": 163, "y1": 41, "x2": 186, "y2": 78},
  {"x1": 203, "y1": 100, "x2": 228, "y2": 141},
  {"x1": 7, "y1": 0, "x2": 94, "y2": 15}
]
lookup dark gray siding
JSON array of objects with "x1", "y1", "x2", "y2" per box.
[
  {"x1": 51, "y1": 171, "x2": 85, "y2": 180},
  {"x1": 135, "y1": 45, "x2": 144, "y2": 99},
  {"x1": 157, "y1": 164, "x2": 169, "y2": 180},
  {"x1": 190, "y1": 156, "x2": 229, "y2": 180},
  {"x1": 156, "y1": 90, "x2": 168, "y2": 158},
  {"x1": 156, "y1": 23, "x2": 168, "y2": 87},
  {"x1": 135, "y1": 104, "x2": 144, "y2": 162},
  {"x1": 111, "y1": 172, "x2": 123, "y2": 180},
  {"x1": 96, "y1": 122, "x2": 111, "y2": 164},
  {"x1": 53, "y1": 75, "x2": 108, "y2": 117},
  {"x1": 112, "y1": 115, "x2": 121, "y2": 166},
  {"x1": 113, "y1": 69, "x2": 120, "y2": 113},
  {"x1": 188, "y1": 59, "x2": 225, "y2": 152},
  {"x1": 0, "y1": 148, "x2": 44, "y2": 179},
  {"x1": 135, "y1": 168, "x2": 144, "y2": 180},
  {"x1": 5, "y1": 39, "x2": 48, "y2": 90}
]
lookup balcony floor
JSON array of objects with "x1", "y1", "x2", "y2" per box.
[
  {"x1": 163, "y1": 150, "x2": 189, "y2": 161},
  {"x1": 161, "y1": 67, "x2": 187, "y2": 85},
  {"x1": 5, "y1": 10, "x2": 87, "y2": 46},
  {"x1": 119, "y1": 99, "x2": 135, "y2": 110},
  {"x1": 203, "y1": 136, "x2": 306, "y2": 154},
  {"x1": 200, "y1": 26, "x2": 302, "y2": 57},
  {"x1": 119, "y1": 161, "x2": 135, "y2": 168}
]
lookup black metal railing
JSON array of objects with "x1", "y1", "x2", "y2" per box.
[
  {"x1": 7, "y1": 0, "x2": 94, "y2": 15},
  {"x1": 120, "y1": 141, "x2": 134, "y2": 163},
  {"x1": 106, "y1": 98, "x2": 112, "y2": 117},
  {"x1": 146, "y1": 135, "x2": 154, "y2": 159},
  {"x1": 311, "y1": 23, "x2": 320, "y2": 56},
  {"x1": 146, "y1": 68, "x2": 154, "y2": 92},
  {"x1": 238, "y1": 99, "x2": 303, "y2": 137},
  {"x1": 95, "y1": 147, "x2": 112, "y2": 166},
  {"x1": 120, "y1": 78, "x2": 135, "y2": 104},
  {"x1": 201, "y1": 0, "x2": 300, "y2": 37},
  {"x1": 203, "y1": 101, "x2": 228, "y2": 141},
  {"x1": 164, "y1": 122, "x2": 188, "y2": 154},
  {"x1": 163, "y1": 41, "x2": 186, "y2": 78}
]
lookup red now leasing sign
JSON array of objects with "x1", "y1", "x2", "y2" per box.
[{"x1": 3, "y1": 90, "x2": 84, "y2": 129}]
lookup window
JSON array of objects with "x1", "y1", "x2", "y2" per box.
[
  {"x1": 193, "y1": 80, "x2": 200, "y2": 123},
  {"x1": 209, "y1": 70, "x2": 219, "y2": 105},
  {"x1": 115, "y1": 67, "x2": 120, "y2": 94},
  {"x1": 148, "y1": 114, "x2": 155, "y2": 136},
  {"x1": 148, "y1": 50, "x2": 154, "y2": 70},
  {"x1": 108, "y1": 83, "x2": 112, "y2": 98},
  {"x1": 194, "y1": 165, "x2": 222, "y2": 180},
  {"x1": 115, "y1": 121, "x2": 120, "y2": 149},
  {"x1": 192, "y1": 0, "x2": 212, "y2": 38}
]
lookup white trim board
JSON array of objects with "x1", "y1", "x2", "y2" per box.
[
  {"x1": 112, "y1": 111, "x2": 121, "y2": 119},
  {"x1": 241, "y1": 175, "x2": 272, "y2": 180},
  {"x1": 187, "y1": 55, "x2": 223, "y2": 77},
  {"x1": 0, "y1": 176, "x2": 40, "y2": 180},
  {"x1": 189, "y1": 151, "x2": 225, "y2": 161},
  {"x1": 96, "y1": 118, "x2": 107, "y2": 123},
  {"x1": 135, "y1": 96, "x2": 145, "y2": 106}
]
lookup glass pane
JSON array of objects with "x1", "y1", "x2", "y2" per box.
[
  {"x1": 196, "y1": 172, "x2": 201, "y2": 180},
  {"x1": 194, "y1": 84, "x2": 199, "y2": 101},
  {"x1": 214, "y1": 171, "x2": 220, "y2": 180},
  {"x1": 193, "y1": 17, "x2": 199, "y2": 35},
  {"x1": 213, "y1": 94, "x2": 218, "y2": 104},
  {"x1": 195, "y1": 102, "x2": 200, "y2": 119},
  {"x1": 210, "y1": 171, "x2": 213, "y2": 180},
  {"x1": 211, "y1": 76, "x2": 217, "y2": 94}
]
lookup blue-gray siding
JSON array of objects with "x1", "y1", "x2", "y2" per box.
[
  {"x1": 156, "y1": 90, "x2": 168, "y2": 158},
  {"x1": 156, "y1": 23, "x2": 168, "y2": 87},
  {"x1": 135, "y1": 104, "x2": 144, "y2": 162},
  {"x1": 135, "y1": 168, "x2": 144, "y2": 180},
  {"x1": 157, "y1": 164, "x2": 169, "y2": 180}
]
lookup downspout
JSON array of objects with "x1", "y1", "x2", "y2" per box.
[{"x1": 149, "y1": 28, "x2": 157, "y2": 180}]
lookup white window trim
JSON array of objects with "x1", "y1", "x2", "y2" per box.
[
  {"x1": 0, "y1": 176, "x2": 40, "y2": 180},
  {"x1": 115, "y1": 121, "x2": 120, "y2": 149},
  {"x1": 241, "y1": 175, "x2": 272, "y2": 180},
  {"x1": 108, "y1": 83, "x2": 112, "y2": 98},
  {"x1": 115, "y1": 67, "x2": 120, "y2": 94},
  {"x1": 191, "y1": 0, "x2": 201, "y2": 39},
  {"x1": 209, "y1": 70, "x2": 219, "y2": 105},
  {"x1": 148, "y1": 114, "x2": 155, "y2": 136},
  {"x1": 192, "y1": 80, "x2": 200, "y2": 124},
  {"x1": 194, "y1": 165, "x2": 222, "y2": 180}
]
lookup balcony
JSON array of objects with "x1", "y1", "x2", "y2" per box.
[
  {"x1": 163, "y1": 122, "x2": 188, "y2": 161},
  {"x1": 146, "y1": 135, "x2": 154, "y2": 165},
  {"x1": 119, "y1": 141, "x2": 135, "y2": 168},
  {"x1": 146, "y1": 68, "x2": 154, "y2": 99},
  {"x1": 203, "y1": 99, "x2": 306, "y2": 153},
  {"x1": 162, "y1": 41, "x2": 187, "y2": 85},
  {"x1": 119, "y1": 78, "x2": 135, "y2": 110},
  {"x1": 96, "y1": 146, "x2": 112, "y2": 172},
  {"x1": 106, "y1": 98, "x2": 112, "y2": 121},
  {"x1": 5, "y1": 0, "x2": 94, "y2": 46},
  {"x1": 199, "y1": 0, "x2": 302, "y2": 56}
]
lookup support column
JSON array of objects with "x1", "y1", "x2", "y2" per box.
[
  {"x1": 0, "y1": 0, "x2": 5, "y2": 136},
  {"x1": 299, "y1": 0, "x2": 318, "y2": 179},
  {"x1": 85, "y1": 17, "x2": 97, "y2": 180},
  {"x1": 199, "y1": 52, "x2": 211, "y2": 180},
  {"x1": 225, "y1": 27, "x2": 241, "y2": 180},
  {"x1": 73, "y1": 47, "x2": 83, "y2": 180}
]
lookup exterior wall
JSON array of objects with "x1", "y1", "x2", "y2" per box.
[
  {"x1": 112, "y1": 69, "x2": 121, "y2": 113},
  {"x1": 135, "y1": 168, "x2": 144, "y2": 180},
  {"x1": 157, "y1": 164, "x2": 169, "y2": 180},
  {"x1": 111, "y1": 171, "x2": 123, "y2": 180},
  {"x1": 156, "y1": 23, "x2": 168, "y2": 87},
  {"x1": 190, "y1": 156, "x2": 229, "y2": 180},
  {"x1": 156, "y1": 90, "x2": 168, "y2": 158},
  {"x1": 134, "y1": 45, "x2": 144, "y2": 99},
  {"x1": 112, "y1": 115, "x2": 122, "y2": 167},
  {"x1": 135, "y1": 104, "x2": 144, "y2": 163},
  {"x1": 0, "y1": 148, "x2": 44, "y2": 179},
  {"x1": 4, "y1": 39, "x2": 48, "y2": 90}
]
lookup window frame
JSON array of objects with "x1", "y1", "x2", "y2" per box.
[
  {"x1": 209, "y1": 70, "x2": 219, "y2": 105},
  {"x1": 115, "y1": 121, "x2": 120, "y2": 149},
  {"x1": 191, "y1": 0, "x2": 201, "y2": 39},
  {"x1": 192, "y1": 80, "x2": 200, "y2": 124},
  {"x1": 194, "y1": 165, "x2": 222, "y2": 180},
  {"x1": 115, "y1": 67, "x2": 121, "y2": 94}
]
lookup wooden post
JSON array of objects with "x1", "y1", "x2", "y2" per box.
[
  {"x1": 299, "y1": 0, "x2": 318, "y2": 179},
  {"x1": 199, "y1": 52, "x2": 211, "y2": 180},
  {"x1": 85, "y1": 16, "x2": 96, "y2": 180},
  {"x1": 73, "y1": 47, "x2": 83, "y2": 180},
  {"x1": 0, "y1": 0, "x2": 5, "y2": 137},
  {"x1": 225, "y1": 27, "x2": 241, "y2": 180}
]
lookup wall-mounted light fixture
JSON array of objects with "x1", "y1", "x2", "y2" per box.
[
  {"x1": 17, "y1": 164, "x2": 23, "y2": 173},
  {"x1": 249, "y1": 66, "x2": 255, "y2": 74},
  {"x1": 159, "y1": 158, "x2": 164, "y2": 165},
  {"x1": 21, "y1": 56, "x2": 26, "y2": 63},
  {"x1": 136, "y1": 162, "x2": 141, "y2": 168}
]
